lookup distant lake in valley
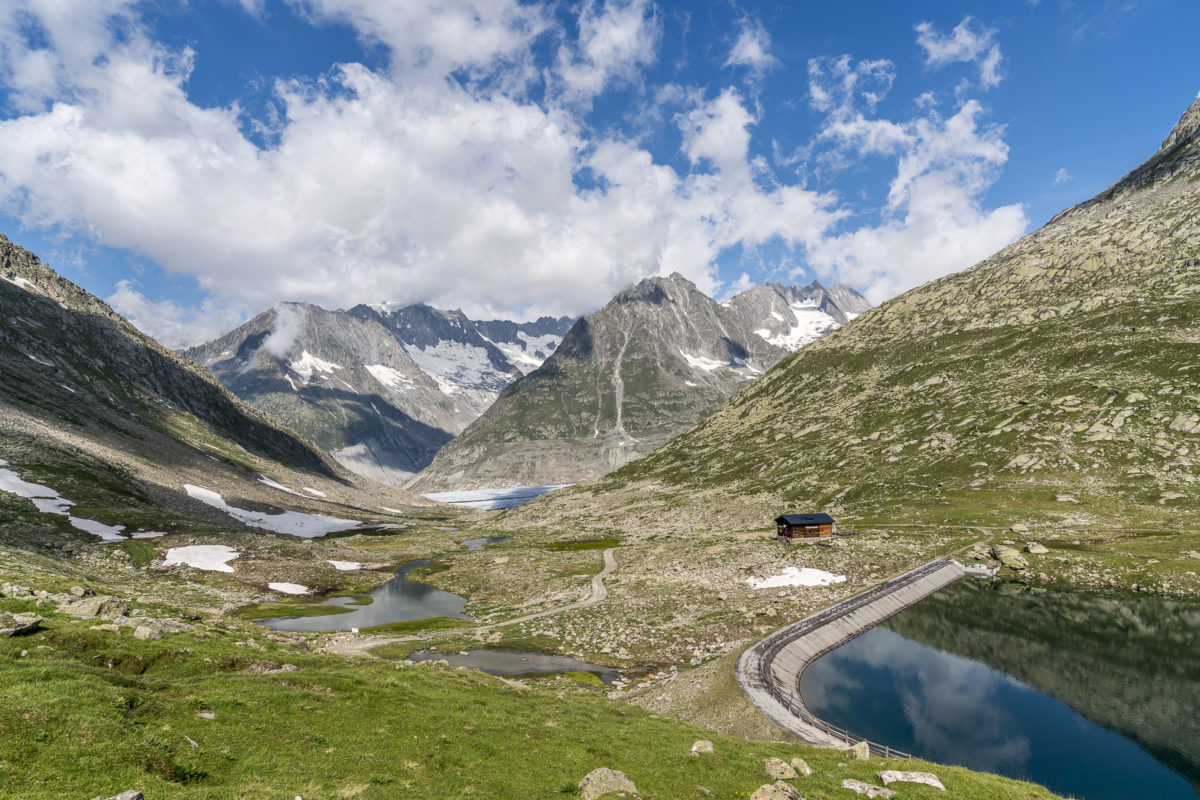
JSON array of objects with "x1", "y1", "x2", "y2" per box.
[
  {"x1": 800, "y1": 580, "x2": 1200, "y2": 800},
  {"x1": 421, "y1": 484, "x2": 571, "y2": 510}
]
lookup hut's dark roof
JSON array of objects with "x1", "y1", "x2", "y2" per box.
[{"x1": 775, "y1": 513, "x2": 835, "y2": 526}]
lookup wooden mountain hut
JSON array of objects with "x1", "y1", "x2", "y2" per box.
[{"x1": 775, "y1": 513, "x2": 834, "y2": 540}]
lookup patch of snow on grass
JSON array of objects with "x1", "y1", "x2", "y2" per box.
[
  {"x1": 268, "y1": 582, "x2": 309, "y2": 595},
  {"x1": 25, "y1": 351, "x2": 54, "y2": 367},
  {"x1": 379, "y1": 506, "x2": 405, "y2": 514},
  {"x1": 679, "y1": 351, "x2": 728, "y2": 371},
  {"x1": 365, "y1": 363, "x2": 415, "y2": 390},
  {"x1": 289, "y1": 351, "x2": 342, "y2": 382},
  {"x1": 746, "y1": 567, "x2": 846, "y2": 589},
  {"x1": 259, "y1": 476, "x2": 304, "y2": 497},
  {"x1": 183, "y1": 484, "x2": 361, "y2": 538},
  {"x1": 68, "y1": 517, "x2": 126, "y2": 542},
  {"x1": 165, "y1": 545, "x2": 240, "y2": 573},
  {"x1": 327, "y1": 560, "x2": 361, "y2": 571},
  {"x1": 302, "y1": 487, "x2": 326, "y2": 497}
]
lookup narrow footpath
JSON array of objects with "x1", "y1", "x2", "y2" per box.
[
  {"x1": 736, "y1": 557, "x2": 966, "y2": 752},
  {"x1": 325, "y1": 547, "x2": 619, "y2": 658}
]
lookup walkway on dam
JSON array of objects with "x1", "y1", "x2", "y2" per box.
[{"x1": 736, "y1": 557, "x2": 966, "y2": 754}]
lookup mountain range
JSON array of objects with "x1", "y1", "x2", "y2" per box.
[
  {"x1": 410, "y1": 274, "x2": 870, "y2": 490},
  {"x1": 184, "y1": 304, "x2": 574, "y2": 484}
]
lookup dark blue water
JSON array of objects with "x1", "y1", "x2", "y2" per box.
[
  {"x1": 800, "y1": 581, "x2": 1200, "y2": 800},
  {"x1": 258, "y1": 558, "x2": 469, "y2": 632}
]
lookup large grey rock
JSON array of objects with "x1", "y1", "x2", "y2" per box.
[
  {"x1": 764, "y1": 757, "x2": 798, "y2": 780},
  {"x1": 849, "y1": 741, "x2": 871, "y2": 760},
  {"x1": 90, "y1": 792, "x2": 143, "y2": 800},
  {"x1": 789, "y1": 757, "x2": 813, "y2": 777},
  {"x1": 578, "y1": 767, "x2": 640, "y2": 800},
  {"x1": 58, "y1": 596, "x2": 128, "y2": 619},
  {"x1": 841, "y1": 779, "x2": 894, "y2": 799},
  {"x1": 749, "y1": 781, "x2": 804, "y2": 800},
  {"x1": 877, "y1": 770, "x2": 946, "y2": 791},
  {"x1": 990, "y1": 545, "x2": 1029, "y2": 571},
  {"x1": 690, "y1": 740, "x2": 714, "y2": 755},
  {"x1": 1024, "y1": 541, "x2": 1050, "y2": 554},
  {"x1": 0, "y1": 612, "x2": 43, "y2": 636}
]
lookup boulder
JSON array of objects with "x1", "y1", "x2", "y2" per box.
[
  {"x1": 749, "y1": 781, "x2": 804, "y2": 800},
  {"x1": 1024, "y1": 542, "x2": 1049, "y2": 554},
  {"x1": 70, "y1": 585, "x2": 95, "y2": 597},
  {"x1": 990, "y1": 545, "x2": 1029, "y2": 570},
  {"x1": 578, "y1": 767, "x2": 640, "y2": 800},
  {"x1": 789, "y1": 757, "x2": 812, "y2": 776},
  {"x1": 90, "y1": 792, "x2": 143, "y2": 800},
  {"x1": 132, "y1": 626, "x2": 161, "y2": 641},
  {"x1": 58, "y1": 595, "x2": 128, "y2": 619},
  {"x1": 764, "y1": 757, "x2": 798, "y2": 779},
  {"x1": 690, "y1": 740, "x2": 714, "y2": 755},
  {"x1": 841, "y1": 779, "x2": 894, "y2": 799},
  {"x1": 849, "y1": 741, "x2": 871, "y2": 761},
  {"x1": 0, "y1": 612, "x2": 43, "y2": 637},
  {"x1": 877, "y1": 770, "x2": 945, "y2": 791}
]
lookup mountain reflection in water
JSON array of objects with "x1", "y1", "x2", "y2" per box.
[{"x1": 800, "y1": 580, "x2": 1200, "y2": 800}]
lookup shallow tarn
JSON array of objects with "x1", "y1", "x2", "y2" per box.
[{"x1": 407, "y1": 648, "x2": 619, "y2": 685}]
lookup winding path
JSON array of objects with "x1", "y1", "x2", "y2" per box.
[{"x1": 325, "y1": 547, "x2": 619, "y2": 658}]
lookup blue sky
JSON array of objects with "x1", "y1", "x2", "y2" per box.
[{"x1": 0, "y1": 0, "x2": 1197, "y2": 346}]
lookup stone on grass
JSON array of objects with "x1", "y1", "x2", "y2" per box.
[
  {"x1": 990, "y1": 545, "x2": 1029, "y2": 571},
  {"x1": 1024, "y1": 542, "x2": 1049, "y2": 554},
  {"x1": 877, "y1": 770, "x2": 945, "y2": 791},
  {"x1": 789, "y1": 757, "x2": 812, "y2": 776},
  {"x1": 90, "y1": 792, "x2": 143, "y2": 800},
  {"x1": 690, "y1": 740, "x2": 714, "y2": 755},
  {"x1": 749, "y1": 780, "x2": 804, "y2": 800},
  {"x1": 764, "y1": 757, "x2": 798, "y2": 779},
  {"x1": 578, "y1": 767, "x2": 640, "y2": 800},
  {"x1": 58, "y1": 595, "x2": 128, "y2": 619},
  {"x1": 841, "y1": 779, "x2": 894, "y2": 798},
  {"x1": 0, "y1": 612, "x2": 42, "y2": 637},
  {"x1": 133, "y1": 626, "x2": 161, "y2": 641},
  {"x1": 849, "y1": 741, "x2": 871, "y2": 761}
]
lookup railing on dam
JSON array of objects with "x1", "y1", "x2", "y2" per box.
[{"x1": 752, "y1": 558, "x2": 962, "y2": 759}]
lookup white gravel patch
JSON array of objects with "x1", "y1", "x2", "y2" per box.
[
  {"x1": 746, "y1": 567, "x2": 847, "y2": 589},
  {"x1": 326, "y1": 560, "x2": 362, "y2": 571},
  {"x1": 183, "y1": 484, "x2": 361, "y2": 538},
  {"x1": 268, "y1": 582, "x2": 309, "y2": 595},
  {"x1": 164, "y1": 545, "x2": 240, "y2": 573}
]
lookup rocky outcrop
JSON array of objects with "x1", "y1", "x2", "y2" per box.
[
  {"x1": 749, "y1": 781, "x2": 804, "y2": 800},
  {"x1": 877, "y1": 770, "x2": 945, "y2": 791},
  {"x1": 0, "y1": 612, "x2": 42, "y2": 636}
]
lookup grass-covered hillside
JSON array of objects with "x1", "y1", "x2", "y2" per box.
[{"x1": 509, "y1": 96, "x2": 1200, "y2": 545}]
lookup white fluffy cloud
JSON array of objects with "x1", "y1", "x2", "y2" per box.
[
  {"x1": 0, "y1": 2, "x2": 1026, "y2": 346},
  {"x1": 915, "y1": 17, "x2": 1004, "y2": 89},
  {"x1": 725, "y1": 19, "x2": 778, "y2": 74}
]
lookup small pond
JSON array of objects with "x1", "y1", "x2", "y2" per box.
[
  {"x1": 409, "y1": 648, "x2": 619, "y2": 685},
  {"x1": 800, "y1": 579, "x2": 1200, "y2": 800},
  {"x1": 462, "y1": 536, "x2": 509, "y2": 551},
  {"x1": 421, "y1": 484, "x2": 571, "y2": 511},
  {"x1": 258, "y1": 558, "x2": 469, "y2": 633}
]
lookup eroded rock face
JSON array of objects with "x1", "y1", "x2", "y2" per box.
[
  {"x1": 877, "y1": 770, "x2": 946, "y2": 791},
  {"x1": 578, "y1": 767, "x2": 640, "y2": 800},
  {"x1": 749, "y1": 780, "x2": 804, "y2": 800}
]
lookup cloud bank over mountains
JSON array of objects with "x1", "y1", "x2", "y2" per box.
[{"x1": 0, "y1": 1, "x2": 1026, "y2": 346}]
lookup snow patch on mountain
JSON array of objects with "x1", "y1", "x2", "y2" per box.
[
  {"x1": 365, "y1": 363, "x2": 415, "y2": 390},
  {"x1": 407, "y1": 341, "x2": 499, "y2": 394},
  {"x1": 183, "y1": 483, "x2": 361, "y2": 538},
  {"x1": 755, "y1": 302, "x2": 841, "y2": 350},
  {"x1": 289, "y1": 351, "x2": 342, "y2": 382},
  {"x1": 680, "y1": 351, "x2": 729, "y2": 371}
]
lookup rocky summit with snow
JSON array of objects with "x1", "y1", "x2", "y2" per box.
[
  {"x1": 185, "y1": 303, "x2": 573, "y2": 484},
  {"x1": 409, "y1": 273, "x2": 868, "y2": 490}
]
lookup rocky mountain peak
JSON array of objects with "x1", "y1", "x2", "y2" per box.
[{"x1": 1160, "y1": 94, "x2": 1200, "y2": 152}]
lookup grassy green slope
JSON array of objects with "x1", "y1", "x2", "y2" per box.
[
  {"x1": 0, "y1": 591, "x2": 1063, "y2": 800},
  {"x1": 509, "y1": 97, "x2": 1200, "y2": 539}
]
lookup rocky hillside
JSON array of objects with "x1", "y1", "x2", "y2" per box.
[
  {"x1": 508, "y1": 95, "x2": 1200, "y2": 536},
  {"x1": 0, "y1": 236, "x2": 431, "y2": 549},
  {"x1": 410, "y1": 274, "x2": 869, "y2": 490},
  {"x1": 187, "y1": 304, "x2": 572, "y2": 484}
]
